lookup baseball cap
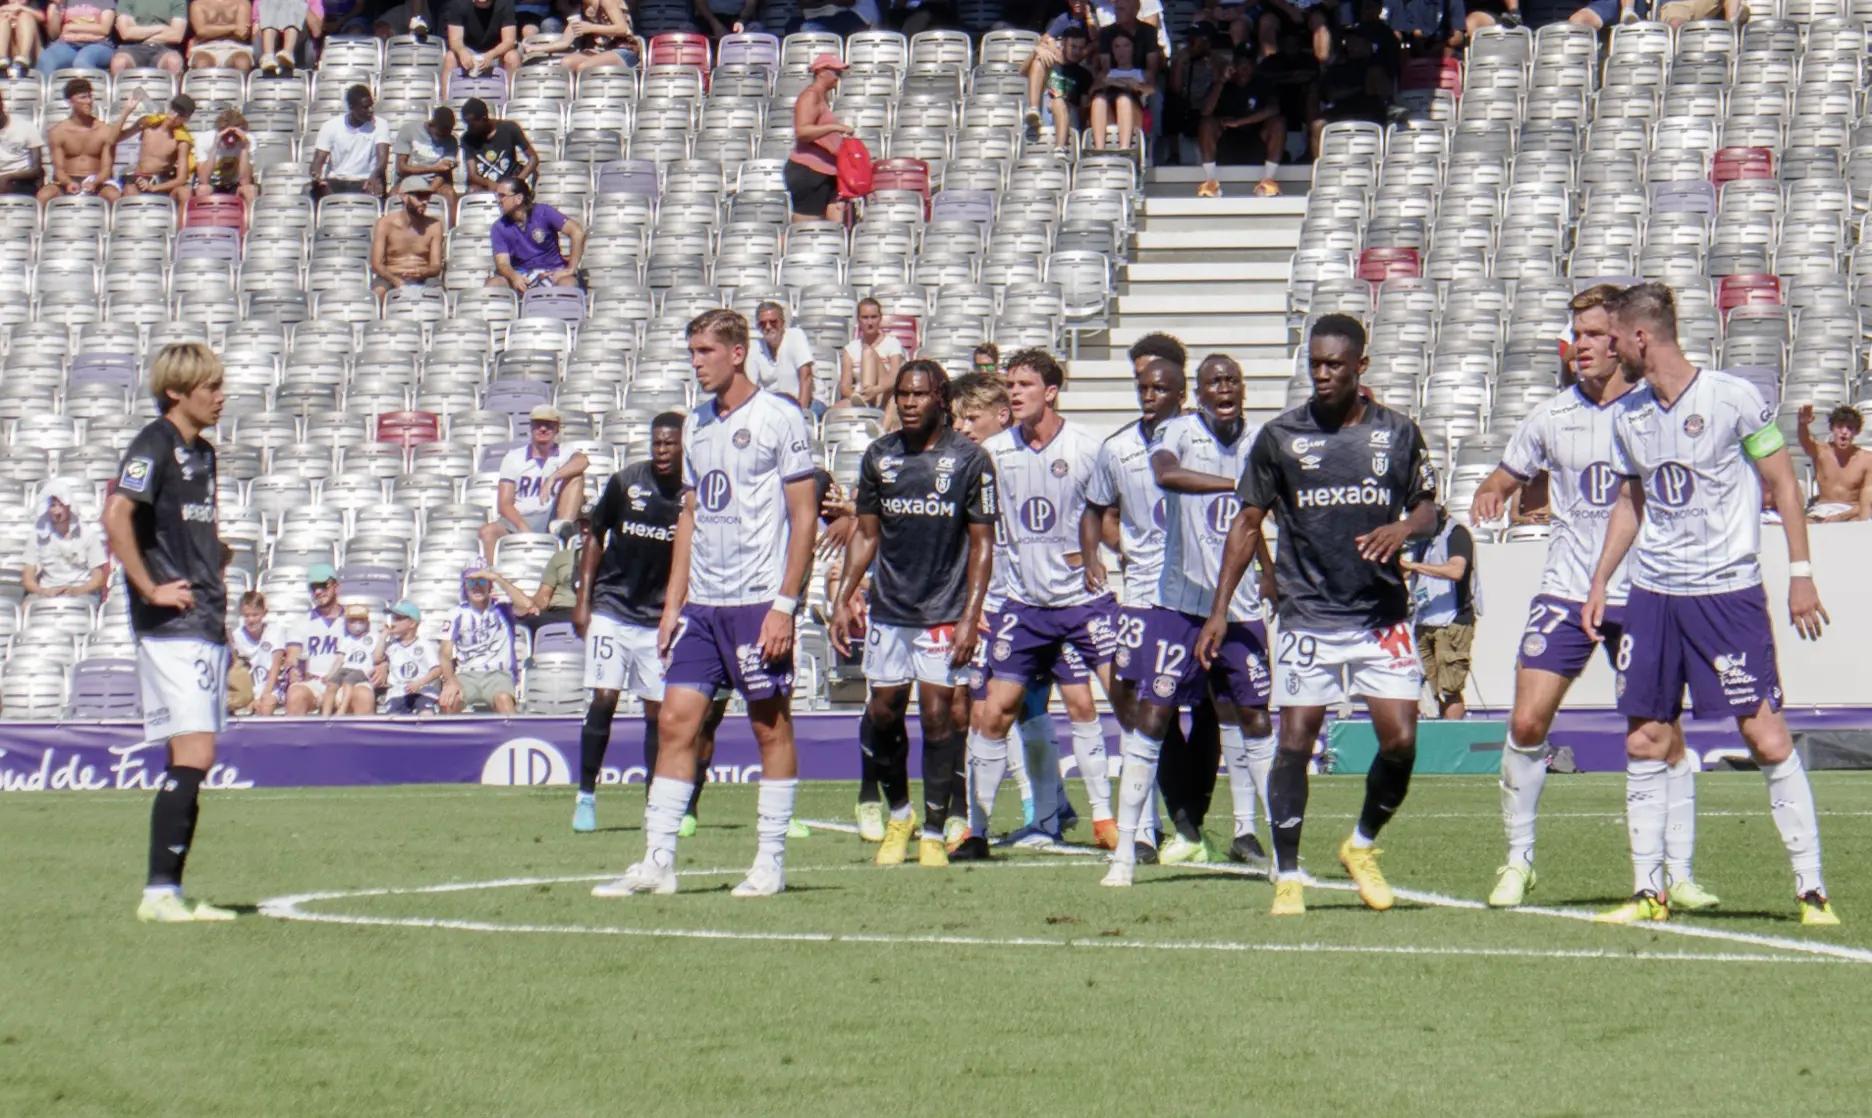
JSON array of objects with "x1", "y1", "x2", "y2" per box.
[
  {"x1": 529, "y1": 404, "x2": 563, "y2": 424},
  {"x1": 344, "y1": 603, "x2": 370, "y2": 621},
  {"x1": 398, "y1": 175, "x2": 436, "y2": 195},
  {"x1": 809, "y1": 53, "x2": 849, "y2": 74},
  {"x1": 390, "y1": 600, "x2": 422, "y2": 621},
  {"x1": 308, "y1": 562, "x2": 338, "y2": 585}
]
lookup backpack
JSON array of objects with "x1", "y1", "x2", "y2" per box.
[{"x1": 836, "y1": 137, "x2": 875, "y2": 200}]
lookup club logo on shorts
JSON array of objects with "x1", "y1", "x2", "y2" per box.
[
  {"x1": 1649, "y1": 462, "x2": 1697, "y2": 508},
  {"x1": 1582, "y1": 461, "x2": 1621, "y2": 507},
  {"x1": 1683, "y1": 414, "x2": 1706, "y2": 437},
  {"x1": 1285, "y1": 674, "x2": 1300, "y2": 696},
  {"x1": 1019, "y1": 497, "x2": 1058, "y2": 533},
  {"x1": 993, "y1": 639, "x2": 1012, "y2": 662},
  {"x1": 735, "y1": 642, "x2": 764, "y2": 679},
  {"x1": 1115, "y1": 646, "x2": 1131, "y2": 668},
  {"x1": 1152, "y1": 675, "x2": 1176, "y2": 699},
  {"x1": 1050, "y1": 459, "x2": 1069, "y2": 478},
  {"x1": 1522, "y1": 633, "x2": 1547, "y2": 658},
  {"x1": 732, "y1": 428, "x2": 752, "y2": 449},
  {"x1": 698, "y1": 470, "x2": 734, "y2": 512},
  {"x1": 1615, "y1": 673, "x2": 1627, "y2": 697}
]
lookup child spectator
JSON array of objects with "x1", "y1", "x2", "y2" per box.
[
  {"x1": 375, "y1": 601, "x2": 445, "y2": 715},
  {"x1": 321, "y1": 603, "x2": 379, "y2": 715},
  {"x1": 1041, "y1": 26, "x2": 1094, "y2": 150},
  {"x1": 228, "y1": 590, "x2": 284, "y2": 716}
]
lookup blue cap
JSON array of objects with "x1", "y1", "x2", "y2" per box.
[
  {"x1": 390, "y1": 600, "x2": 422, "y2": 621},
  {"x1": 307, "y1": 562, "x2": 338, "y2": 584}
]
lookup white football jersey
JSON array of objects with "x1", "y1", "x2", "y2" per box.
[
  {"x1": 382, "y1": 635, "x2": 443, "y2": 696},
  {"x1": 335, "y1": 627, "x2": 376, "y2": 673},
  {"x1": 1610, "y1": 369, "x2": 1777, "y2": 595},
  {"x1": 499, "y1": 443, "x2": 577, "y2": 520},
  {"x1": 448, "y1": 602, "x2": 518, "y2": 673},
  {"x1": 1087, "y1": 419, "x2": 1167, "y2": 608},
  {"x1": 984, "y1": 418, "x2": 1104, "y2": 608},
  {"x1": 682, "y1": 388, "x2": 817, "y2": 607},
  {"x1": 1154, "y1": 413, "x2": 1264, "y2": 621},
  {"x1": 1499, "y1": 384, "x2": 1635, "y2": 605},
  {"x1": 231, "y1": 619, "x2": 283, "y2": 675},
  {"x1": 288, "y1": 609, "x2": 346, "y2": 678}
]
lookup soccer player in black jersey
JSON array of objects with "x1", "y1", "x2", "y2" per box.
[
  {"x1": 572, "y1": 412, "x2": 726, "y2": 834},
  {"x1": 831, "y1": 360, "x2": 998, "y2": 868},
  {"x1": 103, "y1": 343, "x2": 237, "y2": 924},
  {"x1": 1200, "y1": 315, "x2": 1439, "y2": 916}
]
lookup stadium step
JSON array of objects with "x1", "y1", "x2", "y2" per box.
[{"x1": 1134, "y1": 222, "x2": 1302, "y2": 250}]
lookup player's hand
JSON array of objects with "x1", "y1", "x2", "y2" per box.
[
  {"x1": 1789, "y1": 577, "x2": 1829, "y2": 640},
  {"x1": 816, "y1": 514, "x2": 857, "y2": 558},
  {"x1": 656, "y1": 611, "x2": 680, "y2": 659},
  {"x1": 1582, "y1": 583, "x2": 1607, "y2": 644},
  {"x1": 950, "y1": 614, "x2": 980, "y2": 669},
  {"x1": 1471, "y1": 488, "x2": 1506, "y2": 525},
  {"x1": 758, "y1": 605, "x2": 796, "y2": 664},
  {"x1": 1258, "y1": 566, "x2": 1278, "y2": 611},
  {"x1": 1194, "y1": 613, "x2": 1227, "y2": 670},
  {"x1": 1354, "y1": 522, "x2": 1413, "y2": 565},
  {"x1": 149, "y1": 580, "x2": 195, "y2": 611},
  {"x1": 1082, "y1": 552, "x2": 1108, "y2": 595},
  {"x1": 572, "y1": 602, "x2": 590, "y2": 638},
  {"x1": 829, "y1": 598, "x2": 858, "y2": 658}
]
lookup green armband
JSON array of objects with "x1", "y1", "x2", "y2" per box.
[{"x1": 1742, "y1": 422, "x2": 1785, "y2": 460}]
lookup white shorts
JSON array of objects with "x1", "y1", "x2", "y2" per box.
[
  {"x1": 863, "y1": 621, "x2": 969, "y2": 687},
  {"x1": 1274, "y1": 622, "x2": 1424, "y2": 707},
  {"x1": 137, "y1": 637, "x2": 229, "y2": 741},
  {"x1": 584, "y1": 612, "x2": 666, "y2": 700}
]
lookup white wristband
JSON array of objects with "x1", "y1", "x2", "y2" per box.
[
  {"x1": 1788, "y1": 561, "x2": 1814, "y2": 579},
  {"x1": 771, "y1": 595, "x2": 799, "y2": 614}
]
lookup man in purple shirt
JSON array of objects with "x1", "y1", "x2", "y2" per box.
[{"x1": 487, "y1": 176, "x2": 584, "y2": 291}]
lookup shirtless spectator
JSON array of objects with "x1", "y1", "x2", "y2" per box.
[
  {"x1": 392, "y1": 105, "x2": 460, "y2": 217},
  {"x1": 188, "y1": 0, "x2": 254, "y2": 70},
  {"x1": 110, "y1": 0, "x2": 185, "y2": 74},
  {"x1": 1797, "y1": 403, "x2": 1872, "y2": 522},
  {"x1": 837, "y1": 296, "x2": 906, "y2": 408},
  {"x1": 371, "y1": 177, "x2": 445, "y2": 300},
  {"x1": 118, "y1": 92, "x2": 196, "y2": 202},
  {"x1": 37, "y1": 79, "x2": 122, "y2": 202},
  {"x1": 193, "y1": 108, "x2": 255, "y2": 202},
  {"x1": 37, "y1": 0, "x2": 117, "y2": 75},
  {"x1": 0, "y1": 90, "x2": 44, "y2": 194},
  {"x1": 310, "y1": 84, "x2": 390, "y2": 198}
]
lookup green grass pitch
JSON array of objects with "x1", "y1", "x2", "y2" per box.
[{"x1": 8, "y1": 772, "x2": 1872, "y2": 1116}]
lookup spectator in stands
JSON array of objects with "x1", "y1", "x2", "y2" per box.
[
  {"x1": 320, "y1": 603, "x2": 379, "y2": 716},
  {"x1": 444, "y1": 0, "x2": 519, "y2": 92},
  {"x1": 460, "y1": 97, "x2": 536, "y2": 192},
  {"x1": 375, "y1": 600, "x2": 444, "y2": 715},
  {"x1": 1567, "y1": 0, "x2": 1638, "y2": 29},
  {"x1": 310, "y1": 84, "x2": 390, "y2": 198},
  {"x1": 1090, "y1": 0, "x2": 1161, "y2": 153},
  {"x1": 188, "y1": 0, "x2": 253, "y2": 70},
  {"x1": 118, "y1": 93, "x2": 196, "y2": 202},
  {"x1": 1464, "y1": 0, "x2": 1521, "y2": 32},
  {"x1": 109, "y1": 0, "x2": 183, "y2": 73},
  {"x1": 24, "y1": 480, "x2": 108, "y2": 601},
  {"x1": 1165, "y1": 23, "x2": 1226, "y2": 165},
  {"x1": 1257, "y1": 0, "x2": 1329, "y2": 63},
  {"x1": 194, "y1": 108, "x2": 255, "y2": 202},
  {"x1": 368, "y1": 0, "x2": 432, "y2": 37},
  {"x1": 788, "y1": 0, "x2": 869, "y2": 36},
  {"x1": 36, "y1": 0, "x2": 116, "y2": 75},
  {"x1": 371, "y1": 177, "x2": 445, "y2": 300},
  {"x1": 1036, "y1": 27, "x2": 1093, "y2": 149},
  {"x1": 392, "y1": 106, "x2": 460, "y2": 218},
  {"x1": 487, "y1": 175, "x2": 584, "y2": 291},
  {"x1": 1023, "y1": 0, "x2": 1094, "y2": 137},
  {"x1": 519, "y1": 0, "x2": 638, "y2": 74},
  {"x1": 838, "y1": 297, "x2": 906, "y2": 409},
  {"x1": 37, "y1": 79, "x2": 120, "y2": 202},
  {"x1": 1310, "y1": 22, "x2": 1393, "y2": 159},
  {"x1": 255, "y1": 0, "x2": 309, "y2": 75},
  {"x1": 0, "y1": 91, "x2": 43, "y2": 194},
  {"x1": 1387, "y1": 0, "x2": 1464, "y2": 56},
  {"x1": 971, "y1": 342, "x2": 1000, "y2": 375},
  {"x1": 521, "y1": 531, "x2": 581, "y2": 628},
  {"x1": 1797, "y1": 404, "x2": 1872, "y2": 522},
  {"x1": 1657, "y1": 0, "x2": 1740, "y2": 26},
  {"x1": 228, "y1": 590, "x2": 284, "y2": 716},
  {"x1": 441, "y1": 566, "x2": 521, "y2": 714},
  {"x1": 750, "y1": 300, "x2": 817, "y2": 413},
  {"x1": 693, "y1": 0, "x2": 757, "y2": 38},
  {"x1": 0, "y1": 0, "x2": 43, "y2": 77},
  {"x1": 786, "y1": 54, "x2": 853, "y2": 223},
  {"x1": 283, "y1": 565, "x2": 347, "y2": 715},
  {"x1": 1401, "y1": 505, "x2": 1475, "y2": 720},
  {"x1": 481, "y1": 404, "x2": 589, "y2": 554},
  {"x1": 1196, "y1": 47, "x2": 1282, "y2": 198}
]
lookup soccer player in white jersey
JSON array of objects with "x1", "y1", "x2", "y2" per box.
[
  {"x1": 593, "y1": 308, "x2": 819, "y2": 899},
  {"x1": 104, "y1": 342, "x2": 237, "y2": 923},
  {"x1": 1102, "y1": 355, "x2": 1279, "y2": 886},
  {"x1": 974, "y1": 348, "x2": 1121, "y2": 850},
  {"x1": 1202, "y1": 316, "x2": 1440, "y2": 916},
  {"x1": 1582, "y1": 282, "x2": 1838, "y2": 926},
  {"x1": 479, "y1": 404, "x2": 590, "y2": 558},
  {"x1": 1470, "y1": 285, "x2": 1716, "y2": 909}
]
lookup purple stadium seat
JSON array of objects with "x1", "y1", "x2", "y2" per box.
[{"x1": 68, "y1": 659, "x2": 141, "y2": 719}]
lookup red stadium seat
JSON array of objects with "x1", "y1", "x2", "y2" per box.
[
  {"x1": 1400, "y1": 56, "x2": 1462, "y2": 97},
  {"x1": 648, "y1": 32, "x2": 711, "y2": 71},
  {"x1": 1357, "y1": 247, "x2": 1421, "y2": 283},
  {"x1": 1710, "y1": 147, "x2": 1774, "y2": 185},
  {"x1": 870, "y1": 158, "x2": 931, "y2": 211},
  {"x1": 1717, "y1": 273, "x2": 1782, "y2": 315},
  {"x1": 375, "y1": 411, "x2": 442, "y2": 445},
  {"x1": 880, "y1": 314, "x2": 919, "y2": 355},
  {"x1": 183, "y1": 195, "x2": 246, "y2": 236}
]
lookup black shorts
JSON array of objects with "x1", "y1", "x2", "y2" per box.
[{"x1": 784, "y1": 159, "x2": 839, "y2": 217}]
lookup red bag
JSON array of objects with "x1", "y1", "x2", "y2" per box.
[{"x1": 836, "y1": 137, "x2": 875, "y2": 200}]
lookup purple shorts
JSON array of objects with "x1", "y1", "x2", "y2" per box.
[
  {"x1": 1112, "y1": 604, "x2": 1154, "y2": 690},
  {"x1": 1616, "y1": 584, "x2": 1782, "y2": 723},
  {"x1": 971, "y1": 606, "x2": 1088, "y2": 700},
  {"x1": 1517, "y1": 594, "x2": 1625, "y2": 679},
  {"x1": 987, "y1": 598, "x2": 1116, "y2": 687},
  {"x1": 665, "y1": 602, "x2": 794, "y2": 702},
  {"x1": 1134, "y1": 608, "x2": 1271, "y2": 710}
]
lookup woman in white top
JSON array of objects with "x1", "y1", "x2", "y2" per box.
[
  {"x1": 836, "y1": 297, "x2": 907, "y2": 409},
  {"x1": 1089, "y1": 31, "x2": 1153, "y2": 151}
]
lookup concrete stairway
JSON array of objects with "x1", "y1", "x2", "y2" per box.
[{"x1": 1059, "y1": 166, "x2": 1306, "y2": 439}]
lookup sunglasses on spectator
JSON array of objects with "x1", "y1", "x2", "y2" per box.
[{"x1": 308, "y1": 580, "x2": 336, "y2": 590}]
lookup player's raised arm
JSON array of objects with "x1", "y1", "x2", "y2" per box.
[
  {"x1": 1149, "y1": 446, "x2": 1235, "y2": 494},
  {"x1": 1756, "y1": 442, "x2": 1829, "y2": 640}
]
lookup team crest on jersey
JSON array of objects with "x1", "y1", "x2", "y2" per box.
[
  {"x1": 732, "y1": 429, "x2": 752, "y2": 449},
  {"x1": 1683, "y1": 414, "x2": 1706, "y2": 437},
  {"x1": 1522, "y1": 634, "x2": 1547, "y2": 659},
  {"x1": 530, "y1": 227, "x2": 547, "y2": 244},
  {"x1": 993, "y1": 640, "x2": 1012, "y2": 662},
  {"x1": 935, "y1": 475, "x2": 951, "y2": 494},
  {"x1": 1371, "y1": 453, "x2": 1389, "y2": 475},
  {"x1": 1050, "y1": 459, "x2": 1069, "y2": 478},
  {"x1": 1152, "y1": 675, "x2": 1176, "y2": 699}
]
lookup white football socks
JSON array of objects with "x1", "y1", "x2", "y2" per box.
[
  {"x1": 1114, "y1": 728, "x2": 1164, "y2": 866},
  {"x1": 1220, "y1": 725, "x2": 1274, "y2": 837},
  {"x1": 1005, "y1": 727, "x2": 1033, "y2": 808},
  {"x1": 644, "y1": 777, "x2": 694, "y2": 869},
  {"x1": 754, "y1": 777, "x2": 798, "y2": 872},
  {"x1": 1663, "y1": 757, "x2": 1697, "y2": 884},
  {"x1": 966, "y1": 728, "x2": 1009, "y2": 833},
  {"x1": 1761, "y1": 753, "x2": 1825, "y2": 897},
  {"x1": 1625, "y1": 759, "x2": 1668, "y2": 896},
  {"x1": 1070, "y1": 719, "x2": 1113, "y2": 823},
  {"x1": 1500, "y1": 736, "x2": 1550, "y2": 870}
]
